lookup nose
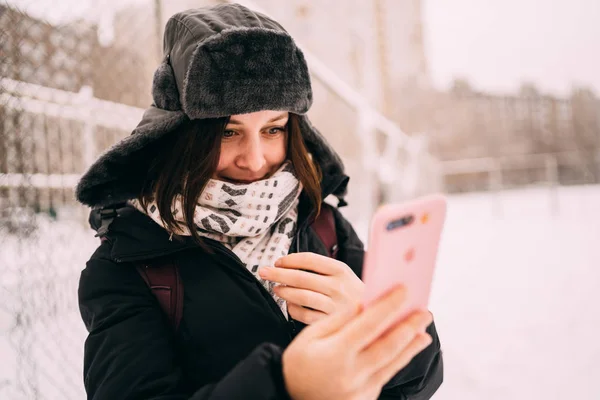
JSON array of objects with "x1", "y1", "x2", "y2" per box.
[{"x1": 237, "y1": 136, "x2": 266, "y2": 172}]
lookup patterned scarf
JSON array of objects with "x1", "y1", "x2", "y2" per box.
[{"x1": 130, "y1": 161, "x2": 302, "y2": 318}]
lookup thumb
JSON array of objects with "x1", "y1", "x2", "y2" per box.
[{"x1": 308, "y1": 303, "x2": 362, "y2": 339}]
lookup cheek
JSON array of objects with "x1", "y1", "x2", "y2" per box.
[
  {"x1": 216, "y1": 146, "x2": 235, "y2": 173},
  {"x1": 267, "y1": 137, "x2": 287, "y2": 165}
]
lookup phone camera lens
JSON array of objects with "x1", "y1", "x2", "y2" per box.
[
  {"x1": 402, "y1": 215, "x2": 414, "y2": 225},
  {"x1": 386, "y1": 214, "x2": 415, "y2": 231}
]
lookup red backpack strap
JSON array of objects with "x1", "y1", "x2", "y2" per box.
[
  {"x1": 311, "y1": 203, "x2": 339, "y2": 259},
  {"x1": 136, "y1": 260, "x2": 183, "y2": 331}
]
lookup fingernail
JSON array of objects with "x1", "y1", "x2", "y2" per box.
[
  {"x1": 274, "y1": 258, "x2": 282, "y2": 267},
  {"x1": 422, "y1": 312, "x2": 433, "y2": 324},
  {"x1": 258, "y1": 267, "x2": 271, "y2": 277},
  {"x1": 418, "y1": 313, "x2": 432, "y2": 331}
]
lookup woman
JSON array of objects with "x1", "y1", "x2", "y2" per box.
[{"x1": 76, "y1": 4, "x2": 443, "y2": 399}]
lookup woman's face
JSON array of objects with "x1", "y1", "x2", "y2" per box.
[{"x1": 214, "y1": 110, "x2": 289, "y2": 184}]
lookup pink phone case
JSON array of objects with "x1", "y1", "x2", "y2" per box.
[{"x1": 362, "y1": 194, "x2": 447, "y2": 320}]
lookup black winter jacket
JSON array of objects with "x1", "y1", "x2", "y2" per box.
[{"x1": 78, "y1": 175, "x2": 443, "y2": 400}]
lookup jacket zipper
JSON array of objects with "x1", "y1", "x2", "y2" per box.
[{"x1": 112, "y1": 244, "x2": 193, "y2": 263}]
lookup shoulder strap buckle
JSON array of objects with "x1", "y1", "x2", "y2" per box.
[{"x1": 94, "y1": 205, "x2": 122, "y2": 238}]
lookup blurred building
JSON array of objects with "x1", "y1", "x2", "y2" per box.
[
  {"x1": 103, "y1": 3, "x2": 159, "y2": 108},
  {"x1": 0, "y1": 4, "x2": 97, "y2": 92},
  {"x1": 416, "y1": 80, "x2": 600, "y2": 191},
  {"x1": 0, "y1": 4, "x2": 147, "y2": 211},
  {"x1": 91, "y1": 42, "x2": 152, "y2": 108},
  {"x1": 0, "y1": 3, "x2": 149, "y2": 105},
  {"x1": 0, "y1": 4, "x2": 98, "y2": 210}
]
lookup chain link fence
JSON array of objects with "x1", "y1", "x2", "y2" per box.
[{"x1": 0, "y1": 1, "x2": 157, "y2": 398}]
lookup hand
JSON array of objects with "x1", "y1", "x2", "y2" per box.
[
  {"x1": 282, "y1": 285, "x2": 433, "y2": 400},
  {"x1": 258, "y1": 252, "x2": 364, "y2": 324}
]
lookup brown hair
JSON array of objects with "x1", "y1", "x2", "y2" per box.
[{"x1": 137, "y1": 113, "x2": 322, "y2": 249}]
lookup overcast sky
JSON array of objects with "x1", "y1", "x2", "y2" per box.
[
  {"x1": 423, "y1": 0, "x2": 600, "y2": 95},
  {"x1": 8, "y1": 0, "x2": 600, "y2": 96}
]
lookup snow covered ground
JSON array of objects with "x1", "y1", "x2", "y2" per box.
[
  {"x1": 428, "y1": 185, "x2": 600, "y2": 400},
  {"x1": 1, "y1": 214, "x2": 95, "y2": 399},
  {"x1": 1, "y1": 184, "x2": 599, "y2": 399}
]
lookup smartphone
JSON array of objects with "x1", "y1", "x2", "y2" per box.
[{"x1": 362, "y1": 194, "x2": 447, "y2": 321}]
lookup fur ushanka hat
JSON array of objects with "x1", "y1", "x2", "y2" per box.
[{"x1": 75, "y1": 3, "x2": 347, "y2": 208}]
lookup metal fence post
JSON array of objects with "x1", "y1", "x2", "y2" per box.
[
  {"x1": 78, "y1": 86, "x2": 96, "y2": 171},
  {"x1": 546, "y1": 154, "x2": 559, "y2": 215},
  {"x1": 489, "y1": 160, "x2": 503, "y2": 217}
]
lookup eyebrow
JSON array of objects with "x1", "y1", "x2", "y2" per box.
[{"x1": 227, "y1": 113, "x2": 289, "y2": 126}]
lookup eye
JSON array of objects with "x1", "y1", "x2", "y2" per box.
[
  {"x1": 267, "y1": 127, "x2": 285, "y2": 135},
  {"x1": 222, "y1": 130, "x2": 236, "y2": 138}
]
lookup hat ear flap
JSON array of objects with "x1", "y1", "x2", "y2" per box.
[
  {"x1": 152, "y1": 57, "x2": 182, "y2": 111},
  {"x1": 298, "y1": 115, "x2": 349, "y2": 203},
  {"x1": 298, "y1": 115, "x2": 345, "y2": 177}
]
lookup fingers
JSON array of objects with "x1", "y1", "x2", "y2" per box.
[
  {"x1": 306, "y1": 302, "x2": 362, "y2": 339},
  {"x1": 259, "y1": 266, "x2": 331, "y2": 294},
  {"x1": 368, "y1": 332, "x2": 433, "y2": 389},
  {"x1": 274, "y1": 286, "x2": 335, "y2": 314},
  {"x1": 337, "y1": 285, "x2": 409, "y2": 351},
  {"x1": 274, "y1": 252, "x2": 345, "y2": 276},
  {"x1": 288, "y1": 302, "x2": 329, "y2": 325},
  {"x1": 357, "y1": 310, "x2": 433, "y2": 375}
]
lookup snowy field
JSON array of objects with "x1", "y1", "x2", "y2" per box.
[
  {"x1": 428, "y1": 185, "x2": 600, "y2": 400},
  {"x1": 1, "y1": 184, "x2": 599, "y2": 399}
]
